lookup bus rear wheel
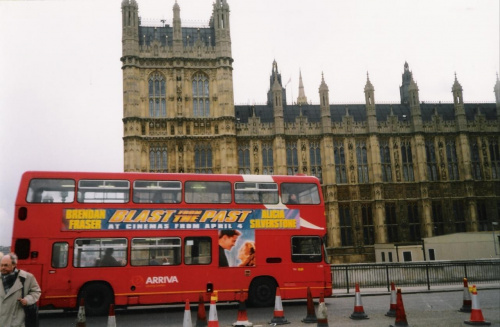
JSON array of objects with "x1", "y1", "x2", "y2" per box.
[
  {"x1": 248, "y1": 277, "x2": 277, "y2": 307},
  {"x1": 79, "y1": 282, "x2": 114, "y2": 316}
]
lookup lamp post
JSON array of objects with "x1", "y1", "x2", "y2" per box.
[{"x1": 493, "y1": 222, "x2": 499, "y2": 256}]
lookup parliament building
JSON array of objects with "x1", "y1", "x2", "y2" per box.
[{"x1": 121, "y1": 0, "x2": 500, "y2": 263}]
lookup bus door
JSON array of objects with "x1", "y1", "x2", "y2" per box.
[
  {"x1": 45, "y1": 241, "x2": 72, "y2": 293},
  {"x1": 290, "y1": 236, "x2": 324, "y2": 285},
  {"x1": 182, "y1": 236, "x2": 214, "y2": 296}
]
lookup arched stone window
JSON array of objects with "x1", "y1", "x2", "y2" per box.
[
  {"x1": 286, "y1": 141, "x2": 298, "y2": 175},
  {"x1": 309, "y1": 141, "x2": 322, "y2": 182},
  {"x1": 149, "y1": 72, "x2": 166, "y2": 117},
  {"x1": 380, "y1": 140, "x2": 392, "y2": 182},
  {"x1": 425, "y1": 140, "x2": 438, "y2": 181},
  {"x1": 192, "y1": 73, "x2": 210, "y2": 117},
  {"x1": 262, "y1": 142, "x2": 273, "y2": 175},
  {"x1": 238, "y1": 143, "x2": 250, "y2": 174},
  {"x1": 149, "y1": 146, "x2": 167, "y2": 172},
  {"x1": 489, "y1": 138, "x2": 500, "y2": 179},
  {"x1": 194, "y1": 144, "x2": 212, "y2": 173},
  {"x1": 356, "y1": 140, "x2": 369, "y2": 183},
  {"x1": 446, "y1": 139, "x2": 459, "y2": 181},
  {"x1": 401, "y1": 140, "x2": 414, "y2": 182},
  {"x1": 334, "y1": 141, "x2": 347, "y2": 184},
  {"x1": 470, "y1": 139, "x2": 482, "y2": 180}
]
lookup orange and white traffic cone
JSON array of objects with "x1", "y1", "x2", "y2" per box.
[
  {"x1": 184, "y1": 299, "x2": 193, "y2": 327},
  {"x1": 316, "y1": 292, "x2": 329, "y2": 327},
  {"x1": 233, "y1": 291, "x2": 252, "y2": 327},
  {"x1": 464, "y1": 285, "x2": 491, "y2": 326},
  {"x1": 386, "y1": 282, "x2": 397, "y2": 317},
  {"x1": 208, "y1": 294, "x2": 219, "y2": 327},
  {"x1": 269, "y1": 287, "x2": 290, "y2": 325},
  {"x1": 76, "y1": 298, "x2": 86, "y2": 327},
  {"x1": 106, "y1": 303, "x2": 116, "y2": 327},
  {"x1": 390, "y1": 288, "x2": 409, "y2": 327},
  {"x1": 459, "y1": 277, "x2": 472, "y2": 313},
  {"x1": 196, "y1": 293, "x2": 208, "y2": 327},
  {"x1": 349, "y1": 283, "x2": 368, "y2": 320},
  {"x1": 302, "y1": 287, "x2": 317, "y2": 323}
]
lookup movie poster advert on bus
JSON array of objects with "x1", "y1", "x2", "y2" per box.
[
  {"x1": 62, "y1": 208, "x2": 300, "y2": 231},
  {"x1": 218, "y1": 229, "x2": 255, "y2": 267},
  {"x1": 62, "y1": 208, "x2": 300, "y2": 267}
]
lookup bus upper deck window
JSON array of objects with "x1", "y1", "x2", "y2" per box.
[
  {"x1": 234, "y1": 182, "x2": 278, "y2": 204},
  {"x1": 133, "y1": 180, "x2": 182, "y2": 203},
  {"x1": 78, "y1": 180, "x2": 130, "y2": 203},
  {"x1": 281, "y1": 183, "x2": 321, "y2": 205},
  {"x1": 26, "y1": 179, "x2": 75, "y2": 203},
  {"x1": 185, "y1": 181, "x2": 231, "y2": 204}
]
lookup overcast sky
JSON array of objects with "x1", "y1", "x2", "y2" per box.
[{"x1": 0, "y1": 0, "x2": 498, "y2": 245}]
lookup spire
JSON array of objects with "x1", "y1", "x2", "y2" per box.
[
  {"x1": 364, "y1": 72, "x2": 374, "y2": 91},
  {"x1": 452, "y1": 72, "x2": 463, "y2": 92},
  {"x1": 272, "y1": 70, "x2": 282, "y2": 91},
  {"x1": 121, "y1": 0, "x2": 139, "y2": 57},
  {"x1": 121, "y1": 0, "x2": 137, "y2": 6},
  {"x1": 451, "y1": 72, "x2": 467, "y2": 130},
  {"x1": 408, "y1": 76, "x2": 418, "y2": 91},
  {"x1": 297, "y1": 70, "x2": 308, "y2": 105},
  {"x1": 267, "y1": 60, "x2": 287, "y2": 106},
  {"x1": 319, "y1": 72, "x2": 329, "y2": 92},
  {"x1": 210, "y1": 0, "x2": 231, "y2": 58},
  {"x1": 494, "y1": 73, "x2": 500, "y2": 104},
  {"x1": 452, "y1": 72, "x2": 463, "y2": 105},
  {"x1": 271, "y1": 60, "x2": 285, "y2": 134},
  {"x1": 319, "y1": 72, "x2": 330, "y2": 109},
  {"x1": 271, "y1": 60, "x2": 281, "y2": 90},
  {"x1": 319, "y1": 72, "x2": 331, "y2": 132},
  {"x1": 364, "y1": 72, "x2": 375, "y2": 105},
  {"x1": 172, "y1": 0, "x2": 182, "y2": 54},
  {"x1": 213, "y1": 0, "x2": 230, "y2": 30},
  {"x1": 364, "y1": 72, "x2": 377, "y2": 131},
  {"x1": 400, "y1": 61, "x2": 413, "y2": 104},
  {"x1": 407, "y1": 70, "x2": 422, "y2": 132},
  {"x1": 408, "y1": 76, "x2": 420, "y2": 107},
  {"x1": 173, "y1": 0, "x2": 181, "y2": 38}
]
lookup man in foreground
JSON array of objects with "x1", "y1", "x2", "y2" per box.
[{"x1": 0, "y1": 253, "x2": 41, "y2": 327}]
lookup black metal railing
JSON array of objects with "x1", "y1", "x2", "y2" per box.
[{"x1": 331, "y1": 259, "x2": 500, "y2": 293}]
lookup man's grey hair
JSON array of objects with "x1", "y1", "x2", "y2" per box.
[{"x1": 6, "y1": 252, "x2": 18, "y2": 265}]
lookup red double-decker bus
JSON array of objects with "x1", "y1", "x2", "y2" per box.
[{"x1": 12, "y1": 171, "x2": 332, "y2": 315}]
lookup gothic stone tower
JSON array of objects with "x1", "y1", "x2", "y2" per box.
[{"x1": 121, "y1": 0, "x2": 236, "y2": 174}]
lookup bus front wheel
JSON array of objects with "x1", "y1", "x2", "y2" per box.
[
  {"x1": 79, "y1": 282, "x2": 114, "y2": 316},
  {"x1": 248, "y1": 277, "x2": 277, "y2": 307}
]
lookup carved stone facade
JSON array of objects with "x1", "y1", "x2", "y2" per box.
[
  {"x1": 121, "y1": 0, "x2": 236, "y2": 175},
  {"x1": 122, "y1": 1, "x2": 500, "y2": 263}
]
